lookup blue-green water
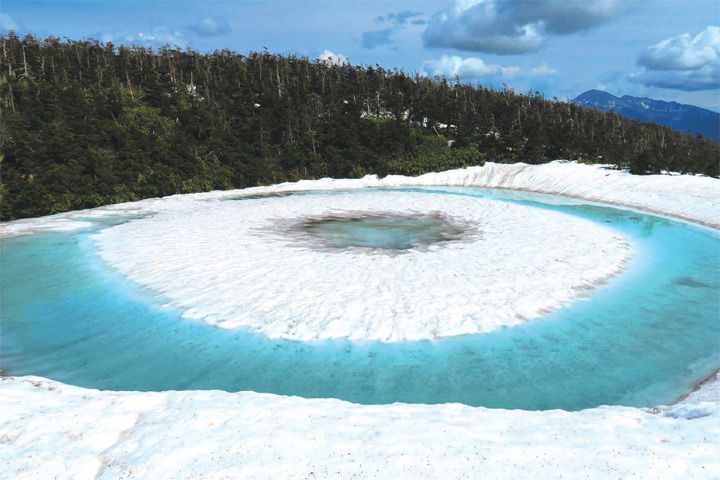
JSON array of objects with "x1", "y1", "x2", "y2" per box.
[
  {"x1": 1, "y1": 187, "x2": 718, "y2": 410},
  {"x1": 299, "y1": 213, "x2": 467, "y2": 250}
]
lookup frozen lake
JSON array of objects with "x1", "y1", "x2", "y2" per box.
[{"x1": 1, "y1": 187, "x2": 718, "y2": 410}]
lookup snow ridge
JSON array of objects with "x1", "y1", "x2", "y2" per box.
[{"x1": 2, "y1": 161, "x2": 718, "y2": 238}]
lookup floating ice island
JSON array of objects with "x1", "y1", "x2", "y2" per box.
[
  {"x1": 1, "y1": 161, "x2": 719, "y2": 479},
  {"x1": 92, "y1": 189, "x2": 631, "y2": 342}
]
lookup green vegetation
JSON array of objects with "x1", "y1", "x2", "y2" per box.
[{"x1": 1, "y1": 34, "x2": 718, "y2": 220}]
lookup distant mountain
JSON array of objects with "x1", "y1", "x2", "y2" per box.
[{"x1": 572, "y1": 89, "x2": 719, "y2": 142}]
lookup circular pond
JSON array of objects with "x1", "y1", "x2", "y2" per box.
[{"x1": 1, "y1": 187, "x2": 718, "y2": 411}]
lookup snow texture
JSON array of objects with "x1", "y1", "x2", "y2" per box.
[
  {"x1": 92, "y1": 190, "x2": 630, "y2": 341},
  {"x1": 1, "y1": 374, "x2": 718, "y2": 480},
  {"x1": 3, "y1": 161, "x2": 717, "y2": 239},
  {"x1": 1, "y1": 161, "x2": 719, "y2": 479}
]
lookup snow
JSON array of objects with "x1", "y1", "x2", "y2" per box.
[
  {"x1": 242, "y1": 161, "x2": 720, "y2": 229},
  {"x1": 1, "y1": 161, "x2": 719, "y2": 478},
  {"x1": 1, "y1": 375, "x2": 718, "y2": 479},
  {"x1": 5, "y1": 160, "x2": 716, "y2": 238},
  {"x1": 0, "y1": 218, "x2": 97, "y2": 237},
  {"x1": 92, "y1": 191, "x2": 630, "y2": 341}
]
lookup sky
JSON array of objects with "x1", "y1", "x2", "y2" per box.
[{"x1": 1, "y1": 0, "x2": 719, "y2": 110}]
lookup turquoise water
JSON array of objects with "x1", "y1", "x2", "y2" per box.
[
  {"x1": 1, "y1": 187, "x2": 718, "y2": 410},
  {"x1": 300, "y1": 213, "x2": 466, "y2": 250}
]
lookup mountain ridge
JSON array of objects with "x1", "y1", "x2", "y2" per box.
[{"x1": 572, "y1": 89, "x2": 719, "y2": 142}]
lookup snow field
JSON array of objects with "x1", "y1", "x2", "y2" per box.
[
  {"x1": 92, "y1": 191, "x2": 631, "y2": 341},
  {"x1": 1, "y1": 375, "x2": 718, "y2": 480}
]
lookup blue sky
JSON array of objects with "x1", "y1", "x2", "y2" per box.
[{"x1": 1, "y1": 0, "x2": 719, "y2": 110}]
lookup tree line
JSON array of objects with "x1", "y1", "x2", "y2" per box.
[{"x1": 1, "y1": 33, "x2": 718, "y2": 220}]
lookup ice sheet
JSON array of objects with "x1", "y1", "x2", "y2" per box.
[
  {"x1": 1, "y1": 375, "x2": 718, "y2": 480},
  {"x1": 92, "y1": 191, "x2": 631, "y2": 341}
]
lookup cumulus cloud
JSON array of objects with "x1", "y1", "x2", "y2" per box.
[
  {"x1": 423, "y1": 0, "x2": 625, "y2": 55},
  {"x1": 361, "y1": 28, "x2": 393, "y2": 49},
  {"x1": 637, "y1": 25, "x2": 719, "y2": 70},
  {"x1": 421, "y1": 55, "x2": 506, "y2": 79},
  {"x1": 189, "y1": 17, "x2": 231, "y2": 37},
  {"x1": 531, "y1": 62, "x2": 557, "y2": 75},
  {"x1": 99, "y1": 27, "x2": 186, "y2": 48},
  {"x1": 0, "y1": 13, "x2": 25, "y2": 34},
  {"x1": 318, "y1": 50, "x2": 349, "y2": 65},
  {"x1": 632, "y1": 26, "x2": 720, "y2": 91},
  {"x1": 421, "y1": 55, "x2": 561, "y2": 83}
]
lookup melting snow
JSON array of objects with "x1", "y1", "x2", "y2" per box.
[
  {"x1": 1, "y1": 375, "x2": 718, "y2": 479},
  {"x1": 1, "y1": 161, "x2": 718, "y2": 479},
  {"x1": 92, "y1": 191, "x2": 630, "y2": 341}
]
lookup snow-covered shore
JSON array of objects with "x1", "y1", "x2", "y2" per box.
[
  {"x1": 1, "y1": 161, "x2": 719, "y2": 479},
  {"x1": 2, "y1": 161, "x2": 719, "y2": 239},
  {"x1": 238, "y1": 161, "x2": 720, "y2": 229},
  {"x1": 1, "y1": 374, "x2": 718, "y2": 479}
]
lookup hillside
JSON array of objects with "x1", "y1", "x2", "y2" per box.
[
  {"x1": 1, "y1": 34, "x2": 718, "y2": 220},
  {"x1": 572, "y1": 89, "x2": 719, "y2": 142}
]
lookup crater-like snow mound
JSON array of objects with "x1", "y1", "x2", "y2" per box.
[{"x1": 93, "y1": 190, "x2": 631, "y2": 341}]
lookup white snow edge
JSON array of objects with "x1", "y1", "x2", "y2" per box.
[
  {"x1": 232, "y1": 160, "x2": 720, "y2": 230},
  {"x1": 91, "y1": 191, "x2": 633, "y2": 342},
  {"x1": 1, "y1": 160, "x2": 719, "y2": 238},
  {"x1": 1, "y1": 373, "x2": 718, "y2": 479},
  {"x1": 1, "y1": 161, "x2": 719, "y2": 479}
]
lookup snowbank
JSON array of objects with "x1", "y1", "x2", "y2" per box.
[
  {"x1": 262, "y1": 161, "x2": 720, "y2": 229},
  {"x1": 1, "y1": 374, "x2": 718, "y2": 479},
  {"x1": 2, "y1": 161, "x2": 719, "y2": 238}
]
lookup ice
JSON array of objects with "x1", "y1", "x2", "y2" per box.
[
  {"x1": 0, "y1": 218, "x2": 96, "y2": 237},
  {"x1": 91, "y1": 190, "x2": 631, "y2": 341},
  {"x1": 1, "y1": 375, "x2": 718, "y2": 479},
  {"x1": 664, "y1": 406, "x2": 712, "y2": 419}
]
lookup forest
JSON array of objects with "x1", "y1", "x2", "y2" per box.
[{"x1": 1, "y1": 33, "x2": 718, "y2": 220}]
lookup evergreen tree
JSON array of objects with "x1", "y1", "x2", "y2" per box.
[{"x1": 1, "y1": 33, "x2": 718, "y2": 220}]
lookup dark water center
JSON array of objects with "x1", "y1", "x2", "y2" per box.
[{"x1": 299, "y1": 213, "x2": 468, "y2": 250}]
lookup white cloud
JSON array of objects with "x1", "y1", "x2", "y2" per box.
[
  {"x1": 0, "y1": 13, "x2": 24, "y2": 34},
  {"x1": 637, "y1": 25, "x2": 720, "y2": 71},
  {"x1": 501, "y1": 66, "x2": 521, "y2": 76},
  {"x1": 531, "y1": 62, "x2": 557, "y2": 75},
  {"x1": 421, "y1": 55, "x2": 509, "y2": 80},
  {"x1": 632, "y1": 26, "x2": 720, "y2": 91},
  {"x1": 423, "y1": 0, "x2": 625, "y2": 55},
  {"x1": 318, "y1": 50, "x2": 349, "y2": 65},
  {"x1": 99, "y1": 27, "x2": 187, "y2": 48}
]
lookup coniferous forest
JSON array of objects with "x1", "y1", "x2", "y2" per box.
[{"x1": 1, "y1": 34, "x2": 718, "y2": 220}]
